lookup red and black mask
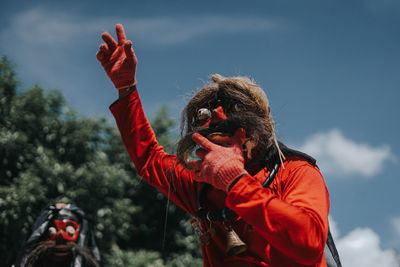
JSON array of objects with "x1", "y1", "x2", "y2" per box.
[
  {"x1": 46, "y1": 218, "x2": 80, "y2": 243},
  {"x1": 45, "y1": 204, "x2": 81, "y2": 244},
  {"x1": 178, "y1": 96, "x2": 287, "y2": 172},
  {"x1": 43, "y1": 204, "x2": 82, "y2": 262},
  {"x1": 15, "y1": 203, "x2": 101, "y2": 267}
]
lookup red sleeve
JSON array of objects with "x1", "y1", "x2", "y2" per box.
[
  {"x1": 109, "y1": 91, "x2": 198, "y2": 215},
  {"x1": 226, "y1": 160, "x2": 329, "y2": 265}
]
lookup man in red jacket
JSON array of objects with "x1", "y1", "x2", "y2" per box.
[{"x1": 97, "y1": 24, "x2": 330, "y2": 267}]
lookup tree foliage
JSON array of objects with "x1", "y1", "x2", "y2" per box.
[{"x1": 0, "y1": 56, "x2": 202, "y2": 267}]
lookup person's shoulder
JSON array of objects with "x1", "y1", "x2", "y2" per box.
[
  {"x1": 284, "y1": 155, "x2": 316, "y2": 167},
  {"x1": 275, "y1": 157, "x2": 326, "y2": 192},
  {"x1": 281, "y1": 156, "x2": 322, "y2": 177}
]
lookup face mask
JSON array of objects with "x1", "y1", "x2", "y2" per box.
[{"x1": 46, "y1": 218, "x2": 80, "y2": 243}]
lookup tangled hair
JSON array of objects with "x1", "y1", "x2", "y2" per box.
[
  {"x1": 177, "y1": 74, "x2": 284, "y2": 169},
  {"x1": 24, "y1": 240, "x2": 100, "y2": 267}
]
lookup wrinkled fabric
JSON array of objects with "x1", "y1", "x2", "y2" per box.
[{"x1": 110, "y1": 90, "x2": 330, "y2": 267}]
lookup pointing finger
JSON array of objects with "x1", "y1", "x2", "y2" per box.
[
  {"x1": 102, "y1": 32, "x2": 117, "y2": 51},
  {"x1": 192, "y1": 133, "x2": 216, "y2": 151},
  {"x1": 116, "y1": 24, "x2": 127, "y2": 46}
]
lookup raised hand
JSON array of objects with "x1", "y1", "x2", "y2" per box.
[
  {"x1": 96, "y1": 24, "x2": 137, "y2": 90},
  {"x1": 192, "y1": 128, "x2": 248, "y2": 192}
]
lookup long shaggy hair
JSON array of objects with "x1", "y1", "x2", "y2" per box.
[
  {"x1": 24, "y1": 240, "x2": 100, "y2": 267},
  {"x1": 177, "y1": 74, "x2": 283, "y2": 169}
]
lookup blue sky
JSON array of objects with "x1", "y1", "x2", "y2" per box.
[{"x1": 1, "y1": 0, "x2": 399, "y2": 265}]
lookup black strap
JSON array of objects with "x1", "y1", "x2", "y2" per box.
[
  {"x1": 262, "y1": 163, "x2": 280, "y2": 187},
  {"x1": 325, "y1": 227, "x2": 342, "y2": 267}
]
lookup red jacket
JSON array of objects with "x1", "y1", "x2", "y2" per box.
[{"x1": 110, "y1": 90, "x2": 330, "y2": 267}]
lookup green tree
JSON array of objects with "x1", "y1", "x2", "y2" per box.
[{"x1": 0, "y1": 56, "x2": 202, "y2": 267}]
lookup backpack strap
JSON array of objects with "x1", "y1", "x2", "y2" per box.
[
  {"x1": 262, "y1": 162, "x2": 280, "y2": 187},
  {"x1": 324, "y1": 227, "x2": 342, "y2": 267}
]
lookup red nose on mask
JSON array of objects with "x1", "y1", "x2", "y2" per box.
[{"x1": 201, "y1": 106, "x2": 227, "y2": 127}]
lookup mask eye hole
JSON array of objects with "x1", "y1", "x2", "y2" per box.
[
  {"x1": 233, "y1": 103, "x2": 243, "y2": 112},
  {"x1": 48, "y1": 226, "x2": 57, "y2": 237},
  {"x1": 196, "y1": 108, "x2": 211, "y2": 122},
  {"x1": 65, "y1": 225, "x2": 76, "y2": 236}
]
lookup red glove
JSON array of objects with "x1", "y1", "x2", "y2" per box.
[
  {"x1": 96, "y1": 24, "x2": 137, "y2": 90},
  {"x1": 192, "y1": 128, "x2": 248, "y2": 192}
]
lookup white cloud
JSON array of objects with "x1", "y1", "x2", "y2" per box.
[
  {"x1": 298, "y1": 129, "x2": 393, "y2": 177},
  {"x1": 328, "y1": 215, "x2": 340, "y2": 240},
  {"x1": 7, "y1": 8, "x2": 82, "y2": 45},
  {"x1": 391, "y1": 217, "x2": 400, "y2": 250},
  {"x1": 0, "y1": 6, "x2": 281, "y2": 116},
  {"x1": 337, "y1": 228, "x2": 399, "y2": 266},
  {"x1": 122, "y1": 16, "x2": 277, "y2": 45},
  {"x1": 1, "y1": 7, "x2": 278, "y2": 47},
  {"x1": 388, "y1": 217, "x2": 400, "y2": 250},
  {"x1": 329, "y1": 217, "x2": 399, "y2": 267},
  {"x1": 392, "y1": 217, "x2": 400, "y2": 237}
]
